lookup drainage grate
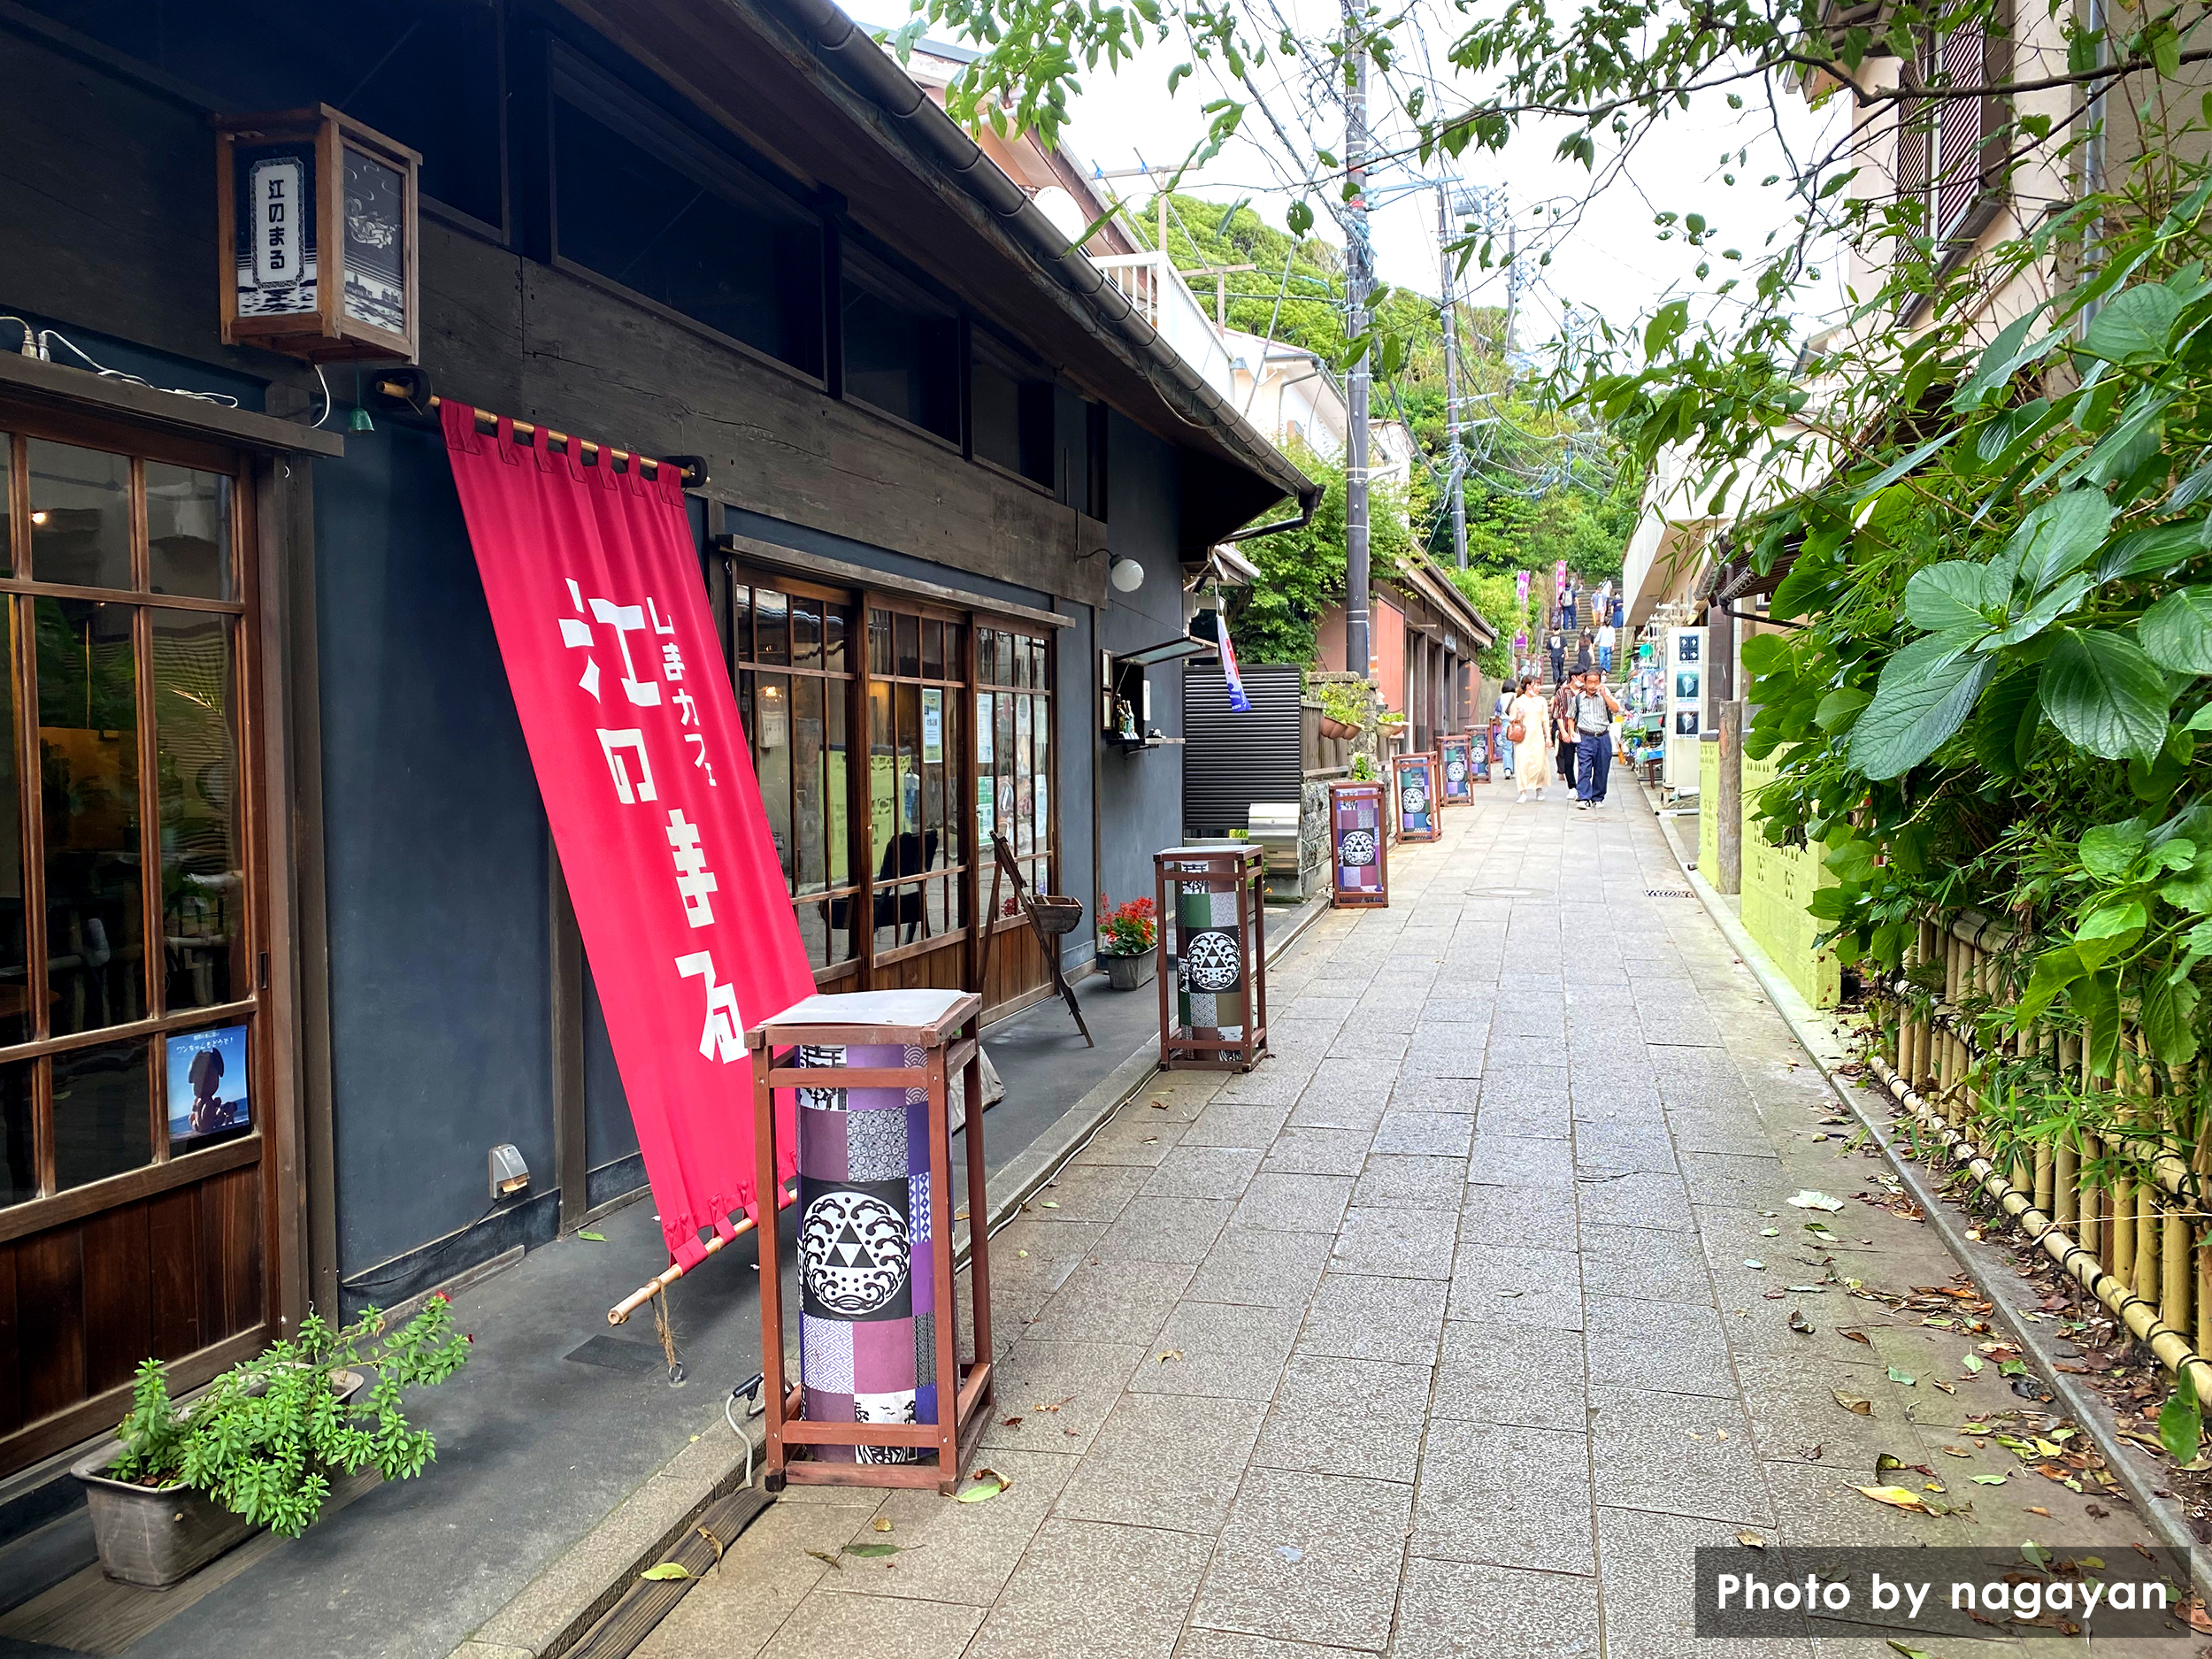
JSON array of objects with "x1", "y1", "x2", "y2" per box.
[{"x1": 1646, "y1": 888, "x2": 1694, "y2": 899}]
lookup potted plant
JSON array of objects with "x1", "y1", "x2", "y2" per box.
[
  {"x1": 75, "y1": 1296, "x2": 470, "y2": 1587},
  {"x1": 1315, "y1": 682, "x2": 1369, "y2": 741},
  {"x1": 1097, "y1": 895, "x2": 1158, "y2": 990}
]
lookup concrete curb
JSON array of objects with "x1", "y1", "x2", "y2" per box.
[
  {"x1": 451, "y1": 894, "x2": 1336, "y2": 1659},
  {"x1": 1672, "y1": 852, "x2": 2212, "y2": 1593}
]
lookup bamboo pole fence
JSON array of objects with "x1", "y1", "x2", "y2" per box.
[{"x1": 1874, "y1": 912, "x2": 2212, "y2": 1386}]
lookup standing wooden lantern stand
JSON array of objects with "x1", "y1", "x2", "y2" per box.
[
  {"x1": 1394, "y1": 752, "x2": 1442, "y2": 843},
  {"x1": 1326, "y1": 779, "x2": 1389, "y2": 909},
  {"x1": 1155, "y1": 845, "x2": 1269, "y2": 1071},
  {"x1": 1439, "y1": 733, "x2": 1475, "y2": 803},
  {"x1": 749, "y1": 989, "x2": 994, "y2": 1494}
]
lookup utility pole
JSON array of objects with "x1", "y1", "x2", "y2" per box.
[
  {"x1": 1435, "y1": 184, "x2": 1468, "y2": 570},
  {"x1": 1342, "y1": 0, "x2": 1371, "y2": 683}
]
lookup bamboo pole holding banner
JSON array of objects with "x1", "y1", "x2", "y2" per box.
[{"x1": 608, "y1": 1184, "x2": 795, "y2": 1326}]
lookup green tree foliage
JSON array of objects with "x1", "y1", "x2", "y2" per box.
[{"x1": 1226, "y1": 443, "x2": 1409, "y2": 664}]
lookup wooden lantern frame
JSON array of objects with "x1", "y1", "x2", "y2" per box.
[
  {"x1": 215, "y1": 104, "x2": 422, "y2": 365},
  {"x1": 1326, "y1": 779, "x2": 1390, "y2": 909},
  {"x1": 1155, "y1": 845, "x2": 1269, "y2": 1071},
  {"x1": 1439, "y1": 733, "x2": 1475, "y2": 803},
  {"x1": 1394, "y1": 751, "x2": 1443, "y2": 843},
  {"x1": 749, "y1": 989, "x2": 995, "y2": 1494}
]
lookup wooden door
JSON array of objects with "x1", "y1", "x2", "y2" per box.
[
  {"x1": 972, "y1": 621, "x2": 1057, "y2": 1021},
  {"x1": 860, "y1": 599, "x2": 969, "y2": 995},
  {"x1": 0, "y1": 405, "x2": 275, "y2": 1476}
]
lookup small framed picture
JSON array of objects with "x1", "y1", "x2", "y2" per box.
[
  {"x1": 1675, "y1": 709, "x2": 1701, "y2": 736},
  {"x1": 168, "y1": 1025, "x2": 251, "y2": 1146},
  {"x1": 1677, "y1": 634, "x2": 1701, "y2": 664},
  {"x1": 1675, "y1": 670, "x2": 1701, "y2": 700}
]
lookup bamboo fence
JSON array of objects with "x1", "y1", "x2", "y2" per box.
[{"x1": 1875, "y1": 913, "x2": 2212, "y2": 1395}]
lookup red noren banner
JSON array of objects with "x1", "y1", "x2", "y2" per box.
[{"x1": 441, "y1": 403, "x2": 814, "y2": 1269}]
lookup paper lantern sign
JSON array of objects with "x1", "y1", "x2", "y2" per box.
[
  {"x1": 1440, "y1": 733, "x2": 1475, "y2": 803},
  {"x1": 749, "y1": 989, "x2": 997, "y2": 1494},
  {"x1": 216, "y1": 104, "x2": 420, "y2": 364},
  {"x1": 1155, "y1": 845, "x2": 1269, "y2": 1071},
  {"x1": 1328, "y1": 779, "x2": 1389, "y2": 908},
  {"x1": 1394, "y1": 752, "x2": 1441, "y2": 843}
]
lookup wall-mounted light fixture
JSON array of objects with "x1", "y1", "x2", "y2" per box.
[
  {"x1": 1109, "y1": 553, "x2": 1145, "y2": 594},
  {"x1": 215, "y1": 104, "x2": 421, "y2": 365}
]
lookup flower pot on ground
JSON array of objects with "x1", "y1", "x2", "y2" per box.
[
  {"x1": 1097, "y1": 894, "x2": 1157, "y2": 989},
  {"x1": 78, "y1": 1298, "x2": 470, "y2": 1587},
  {"x1": 1102, "y1": 950, "x2": 1156, "y2": 990}
]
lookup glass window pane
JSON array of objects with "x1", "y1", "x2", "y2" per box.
[
  {"x1": 756, "y1": 588, "x2": 789, "y2": 666},
  {"x1": 0, "y1": 1059, "x2": 30, "y2": 1205},
  {"x1": 53, "y1": 1038, "x2": 150, "y2": 1193},
  {"x1": 146, "y1": 465, "x2": 233, "y2": 600},
  {"x1": 875, "y1": 879, "x2": 924, "y2": 955},
  {"x1": 824, "y1": 603, "x2": 849, "y2": 675},
  {"x1": 39, "y1": 597, "x2": 142, "y2": 1035},
  {"x1": 792, "y1": 597, "x2": 821, "y2": 667},
  {"x1": 826, "y1": 680, "x2": 849, "y2": 889},
  {"x1": 1032, "y1": 637, "x2": 1048, "y2": 688},
  {"x1": 926, "y1": 876, "x2": 949, "y2": 939},
  {"x1": 730, "y1": 585, "x2": 752, "y2": 665},
  {"x1": 792, "y1": 675, "x2": 825, "y2": 895},
  {"x1": 1033, "y1": 695, "x2": 1049, "y2": 863},
  {"x1": 1015, "y1": 694, "x2": 1034, "y2": 856},
  {"x1": 0, "y1": 605, "x2": 24, "y2": 1048},
  {"x1": 869, "y1": 609, "x2": 892, "y2": 677},
  {"x1": 895, "y1": 681, "x2": 920, "y2": 843},
  {"x1": 921, "y1": 619, "x2": 943, "y2": 680},
  {"x1": 895, "y1": 613, "x2": 919, "y2": 680},
  {"x1": 868, "y1": 680, "x2": 894, "y2": 886},
  {"x1": 754, "y1": 673, "x2": 793, "y2": 889},
  {"x1": 29, "y1": 442, "x2": 131, "y2": 590},
  {"x1": 1012, "y1": 634, "x2": 1030, "y2": 689},
  {"x1": 155, "y1": 611, "x2": 241, "y2": 1012},
  {"x1": 995, "y1": 631, "x2": 1015, "y2": 687},
  {"x1": 977, "y1": 630, "x2": 995, "y2": 686},
  {"x1": 796, "y1": 896, "x2": 832, "y2": 973},
  {"x1": 940, "y1": 694, "x2": 962, "y2": 868},
  {"x1": 0, "y1": 434, "x2": 12, "y2": 579}
]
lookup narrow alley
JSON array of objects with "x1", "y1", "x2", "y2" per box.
[{"x1": 619, "y1": 788, "x2": 2181, "y2": 1659}]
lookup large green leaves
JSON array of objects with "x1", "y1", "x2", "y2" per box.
[
  {"x1": 2139, "y1": 587, "x2": 2212, "y2": 673},
  {"x1": 1848, "y1": 629, "x2": 1994, "y2": 780},
  {"x1": 2093, "y1": 519, "x2": 2203, "y2": 582},
  {"x1": 2038, "y1": 627, "x2": 2171, "y2": 761},
  {"x1": 2081, "y1": 281, "x2": 2185, "y2": 364},
  {"x1": 1998, "y1": 489, "x2": 2114, "y2": 594},
  {"x1": 1901, "y1": 561, "x2": 1991, "y2": 633}
]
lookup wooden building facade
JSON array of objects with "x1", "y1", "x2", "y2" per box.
[{"x1": 0, "y1": 0, "x2": 1310, "y2": 1485}]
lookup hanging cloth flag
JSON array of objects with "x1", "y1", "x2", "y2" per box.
[
  {"x1": 1217, "y1": 611, "x2": 1252, "y2": 713},
  {"x1": 440, "y1": 403, "x2": 815, "y2": 1270}
]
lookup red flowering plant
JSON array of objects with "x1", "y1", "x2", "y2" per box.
[{"x1": 1099, "y1": 895, "x2": 1156, "y2": 957}]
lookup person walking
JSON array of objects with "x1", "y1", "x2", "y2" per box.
[
  {"x1": 1494, "y1": 682, "x2": 1517, "y2": 779},
  {"x1": 1550, "y1": 676, "x2": 1580, "y2": 795},
  {"x1": 1563, "y1": 583, "x2": 1578, "y2": 631},
  {"x1": 1506, "y1": 675, "x2": 1553, "y2": 803},
  {"x1": 1547, "y1": 626, "x2": 1566, "y2": 687},
  {"x1": 1574, "y1": 630, "x2": 1594, "y2": 676},
  {"x1": 1572, "y1": 667, "x2": 1626, "y2": 810},
  {"x1": 1596, "y1": 618, "x2": 1615, "y2": 675}
]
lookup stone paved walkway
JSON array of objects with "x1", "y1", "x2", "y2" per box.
[{"x1": 634, "y1": 788, "x2": 2177, "y2": 1659}]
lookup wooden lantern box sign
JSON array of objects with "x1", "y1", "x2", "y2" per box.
[
  {"x1": 215, "y1": 105, "x2": 421, "y2": 364},
  {"x1": 749, "y1": 989, "x2": 995, "y2": 1493},
  {"x1": 1439, "y1": 733, "x2": 1476, "y2": 803},
  {"x1": 1326, "y1": 779, "x2": 1388, "y2": 908},
  {"x1": 1155, "y1": 845, "x2": 1268, "y2": 1071},
  {"x1": 1394, "y1": 752, "x2": 1441, "y2": 843}
]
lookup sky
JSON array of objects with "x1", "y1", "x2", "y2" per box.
[{"x1": 850, "y1": 0, "x2": 1851, "y2": 356}]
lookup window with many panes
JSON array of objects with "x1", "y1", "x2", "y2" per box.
[
  {"x1": 0, "y1": 420, "x2": 256, "y2": 1209},
  {"x1": 867, "y1": 605, "x2": 966, "y2": 959},
  {"x1": 976, "y1": 625, "x2": 1051, "y2": 918},
  {"x1": 727, "y1": 578, "x2": 856, "y2": 982}
]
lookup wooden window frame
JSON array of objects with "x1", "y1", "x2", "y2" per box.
[{"x1": 0, "y1": 407, "x2": 267, "y2": 1219}]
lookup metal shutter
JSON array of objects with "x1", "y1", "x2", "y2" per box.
[{"x1": 1183, "y1": 664, "x2": 1303, "y2": 840}]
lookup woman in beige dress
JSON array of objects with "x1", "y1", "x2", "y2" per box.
[{"x1": 1507, "y1": 674, "x2": 1554, "y2": 803}]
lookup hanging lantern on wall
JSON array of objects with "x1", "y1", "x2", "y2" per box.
[{"x1": 214, "y1": 105, "x2": 421, "y2": 364}]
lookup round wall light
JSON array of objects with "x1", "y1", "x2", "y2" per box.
[{"x1": 1109, "y1": 554, "x2": 1145, "y2": 594}]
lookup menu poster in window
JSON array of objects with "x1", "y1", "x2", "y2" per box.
[
  {"x1": 977, "y1": 777, "x2": 995, "y2": 839},
  {"x1": 976, "y1": 695, "x2": 993, "y2": 762},
  {"x1": 167, "y1": 1024, "x2": 250, "y2": 1144},
  {"x1": 922, "y1": 689, "x2": 944, "y2": 764}
]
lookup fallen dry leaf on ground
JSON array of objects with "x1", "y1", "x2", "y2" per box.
[
  {"x1": 1835, "y1": 1392, "x2": 1875, "y2": 1416},
  {"x1": 1857, "y1": 1485, "x2": 1932, "y2": 1513}
]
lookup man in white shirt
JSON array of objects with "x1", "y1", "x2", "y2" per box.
[{"x1": 1596, "y1": 620, "x2": 1616, "y2": 675}]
